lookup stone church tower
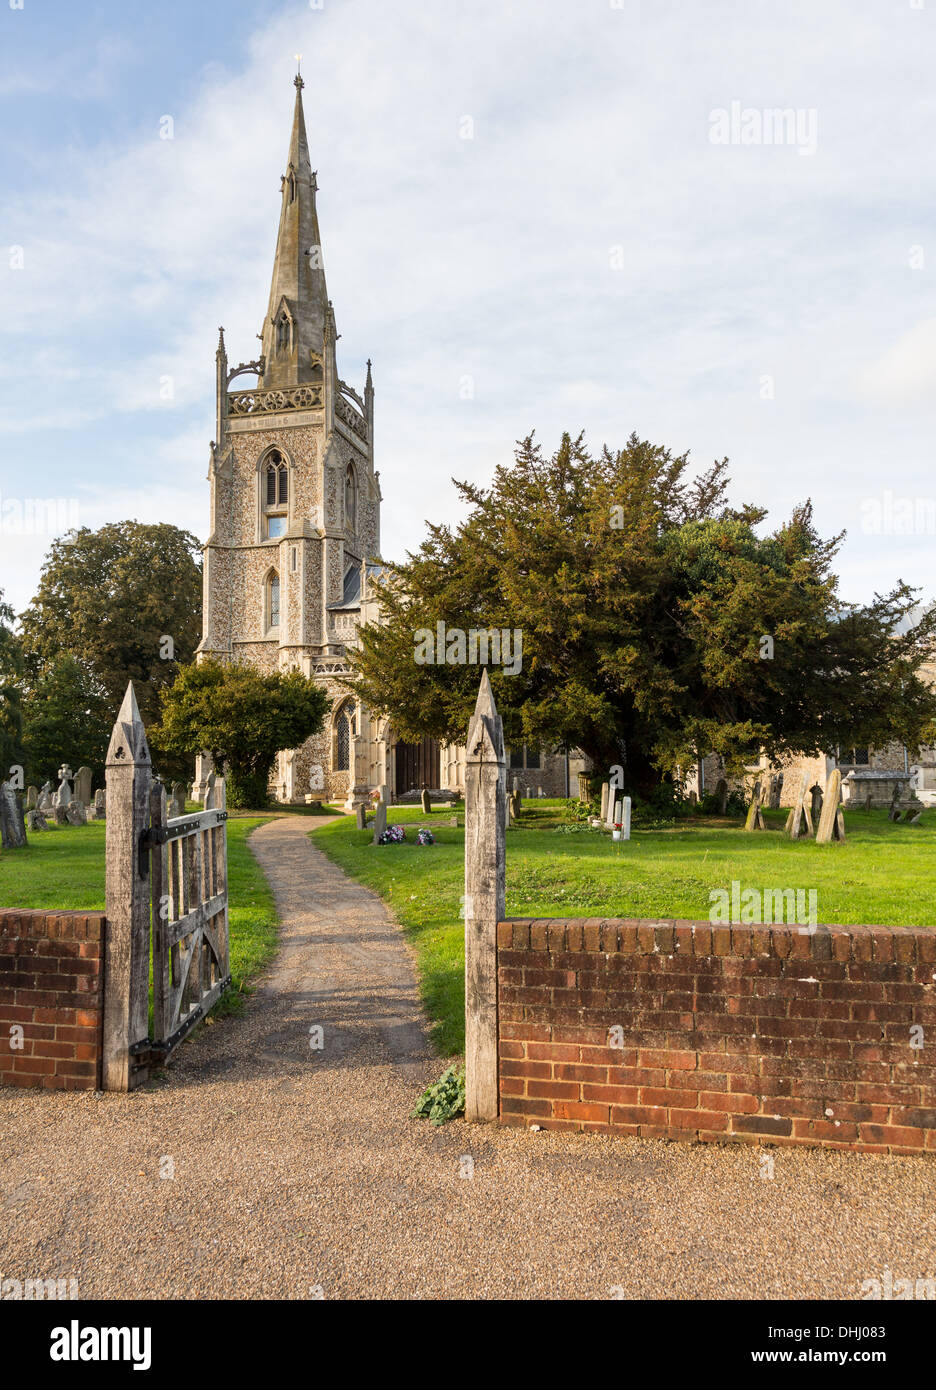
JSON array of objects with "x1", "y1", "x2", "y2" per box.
[{"x1": 195, "y1": 74, "x2": 383, "y2": 805}]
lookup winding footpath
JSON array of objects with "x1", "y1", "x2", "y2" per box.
[{"x1": 1, "y1": 816, "x2": 934, "y2": 1299}]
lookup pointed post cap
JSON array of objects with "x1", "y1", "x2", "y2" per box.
[
  {"x1": 106, "y1": 682, "x2": 151, "y2": 768},
  {"x1": 466, "y1": 669, "x2": 504, "y2": 764}
]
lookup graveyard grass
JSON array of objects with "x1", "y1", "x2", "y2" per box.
[
  {"x1": 311, "y1": 803, "x2": 936, "y2": 1057},
  {"x1": 0, "y1": 817, "x2": 278, "y2": 1014}
]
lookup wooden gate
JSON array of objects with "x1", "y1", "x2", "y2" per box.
[{"x1": 145, "y1": 776, "x2": 230, "y2": 1061}]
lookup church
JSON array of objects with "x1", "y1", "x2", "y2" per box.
[{"x1": 194, "y1": 74, "x2": 583, "y2": 807}]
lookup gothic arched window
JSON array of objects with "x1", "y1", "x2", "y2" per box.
[
  {"x1": 266, "y1": 570, "x2": 280, "y2": 629},
  {"x1": 262, "y1": 450, "x2": 288, "y2": 538},
  {"x1": 345, "y1": 464, "x2": 356, "y2": 533},
  {"x1": 335, "y1": 702, "x2": 356, "y2": 772}
]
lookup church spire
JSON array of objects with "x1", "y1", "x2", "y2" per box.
[{"x1": 259, "y1": 74, "x2": 329, "y2": 389}]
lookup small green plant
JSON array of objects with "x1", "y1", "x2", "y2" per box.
[{"x1": 411, "y1": 1063, "x2": 466, "y2": 1125}]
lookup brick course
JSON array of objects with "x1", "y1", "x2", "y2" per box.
[
  {"x1": 0, "y1": 911, "x2": 105, "y2": 1090},
  {"x1": 497, "y1": 918, "x2": 936, "y2": 1154}
]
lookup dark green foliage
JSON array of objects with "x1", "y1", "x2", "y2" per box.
[
  {"x1": 349, "y1": 432, "x2": 936, "y2": 793},
  {"x1": 152, "y1": 659, "x2": 330, "y2": 809},
  {"x1": 20, "y1": 654, "x2": 111, "y2": 787},
  {"x1": 0, "y1": 592, "x2": 23, "y2": 777},
  {"x1": 18, "y1": 521, "x2": 202, "y2": 727}
]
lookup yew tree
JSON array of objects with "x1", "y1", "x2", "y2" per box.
[{"x1": 349, "y1": 432, "x2": 936, "y2": 794}]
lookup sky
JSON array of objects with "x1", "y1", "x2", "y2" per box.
[{"x1": 1, "y1": 0, "x2": 934, "y2": 619}]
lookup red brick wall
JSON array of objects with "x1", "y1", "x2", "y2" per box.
[
  {"x1": 0, "y1": 911, "x2": 105, "y2": 1090},
  {"x1": 497, "y1": 918, "x2": 936, "y2": 1155}
]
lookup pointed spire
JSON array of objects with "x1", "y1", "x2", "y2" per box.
[
  {"x1": 216, "y1": 326, "x2": 226, "y2": 358},
  {"x1": 365, "y1": 359, "x2": 373, "y2": 391},
  {"x1": 259, "y1": 76, "x2": 329, "y2": 389}
]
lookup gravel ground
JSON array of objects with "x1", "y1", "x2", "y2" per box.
[{"x1": 1, "y1": 815, "x2": 934, "y2": 1300}]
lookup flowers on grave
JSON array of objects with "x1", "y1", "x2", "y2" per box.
[
  {"x1": 378, "y1": 823, "x2": 406, "y2": 844},
  {"x1": 369, "y1": 788, "x2": 381, "y2": 803},
  {"x1": 416, "y1": 827, "x2": 435, "y2": 846}
]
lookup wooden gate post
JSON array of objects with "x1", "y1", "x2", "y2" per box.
[
  {"x1": 102, "y1": 683, "x2": 153, "y2": 1091},
  {"x1": 464, "y1": 670, "x2": 506, "y2": 1123}
]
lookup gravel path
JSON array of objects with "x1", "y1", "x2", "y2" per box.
[{"x1": 1, "y1": 815, "x2": 934, "y2": 1300}]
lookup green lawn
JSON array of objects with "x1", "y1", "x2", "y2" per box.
[
  {"x1": 0, "y1": 816, "x2": 278, "y2": 1011},
  {"x1": 312, "y1": 804, "x2": 936, "y2": 1058}
]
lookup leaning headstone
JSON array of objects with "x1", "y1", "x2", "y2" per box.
[
  {"x1": 356, "y1": 804, "x2": 367, "y2": 830},
  {"x1": 600, "y1": 782, "x2": 610, "y2": 821},
  {"x1": 714, "y1": 778, "x2": 728, "y2": 815},
  {"x1": 420, "y1": 788, "x2": 431, "y2": 815},
  {"x1": 74, "y1": 766, "x2": 93, "y2": 808},
  {"x1": 372, "y1": 802, "x2": 387, "y2": 844},
  {"x1": 26, "y1": 785, "x2": 38, "y2": 811},
  {"x1": 786, "y1": 772, "x2": 813, "y2": 840},
  {"x1": 816, "y1": 768, "x2": 844, "y2": 844},
  {"x1": 744, "y1": 779, "x2": 765, "y2": 832},
  {"x1": 810, "y1": 784, "x2": 823, "y2": 824},
  {"x1": 26, "y1": 809, "x2": 47, "y2": 832},
  {"x1": 0, "y1": 781, "x2": 28, "y2": 848},
  {"x1": 66, "y1": 802, "x2": 87, "y2": 827}
]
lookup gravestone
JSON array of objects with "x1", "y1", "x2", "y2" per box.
[
  {"x1": 769, "y1": 773, "x2": 783, "y2": 809},
  {"x1": 74, "y1": 766, "x2": 93, "y2": 808},
  {"x1": 600, "y1": 782, "x2": 610, "y2": 821},
  {"x1": 91, "y1": 789, "x2": 107, "y2": 820},
  {"x1": 372, "y1": 802, "x2": 387, "y2": 844},
  {"x1": 26, "y1": 809, "x2": 47, "y2": 831},
  {"x1": 816, "y1": 768, "x2": 845, "y2": 844},
  {"x1": 55, "y1": 765, "x2": 73, "y2": 808},
  {"x1": 356, "y1": 804, "x2": 367, "y2": 830},
  {"x1": 744, "y1": 779, "x2": 765, "y2": 832},
  {"x1": 0, "y1": 781, "x2": 27, "y2": 848},
  {"x1": 810, "y1": 784, "x2": 823, "y2": 824},
  {"x1": 66, "y1": 802, "x2": 87, "y2": 827},
  {"x1": 420, "y1": 788, "x2": 431, "y2": 815},
  {"x1": 378, "y1": 783, "x2": 389, "y2": 806},
  {"x1": 169, "y1": 782, "x2": 186, "y2": 820},
  {"x1": 53, "y1": 805, "x2": 69, "y2": 825},
  {"x1": 714, "y1": 778, "x2": 728, "y2": 815},
  {"x1": 688, "y1": 790, "x2": 698, "y2": 806},
  {"x1": 785, "y1": 772, "x2": 813, "y2": 840},
  {"x1": 26, "y1": 785, "x2": 38, "y2": 811},
  {"x1": 620, "y1": 795, "x2": 632, "y2": 840},
  {"x1": 38, "y1": 782, "x2": 54, "y2": 813}
]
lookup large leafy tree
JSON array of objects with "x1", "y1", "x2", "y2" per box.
[
  {"x1": 20, "y1": 654, "x2": 111, "y2": 789},
  {"x1": 0, "y1": 591, "x2": 24, "y2": 779},
  {"x1": 349, "y1": 432, "x2": 936, "y2": 794},
  {"x1": 19, "y1": 521, "x2": 202, "y2": 727},
  {"x1": 152, "y1": 659, "x2": 330, "y2": 808}
]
